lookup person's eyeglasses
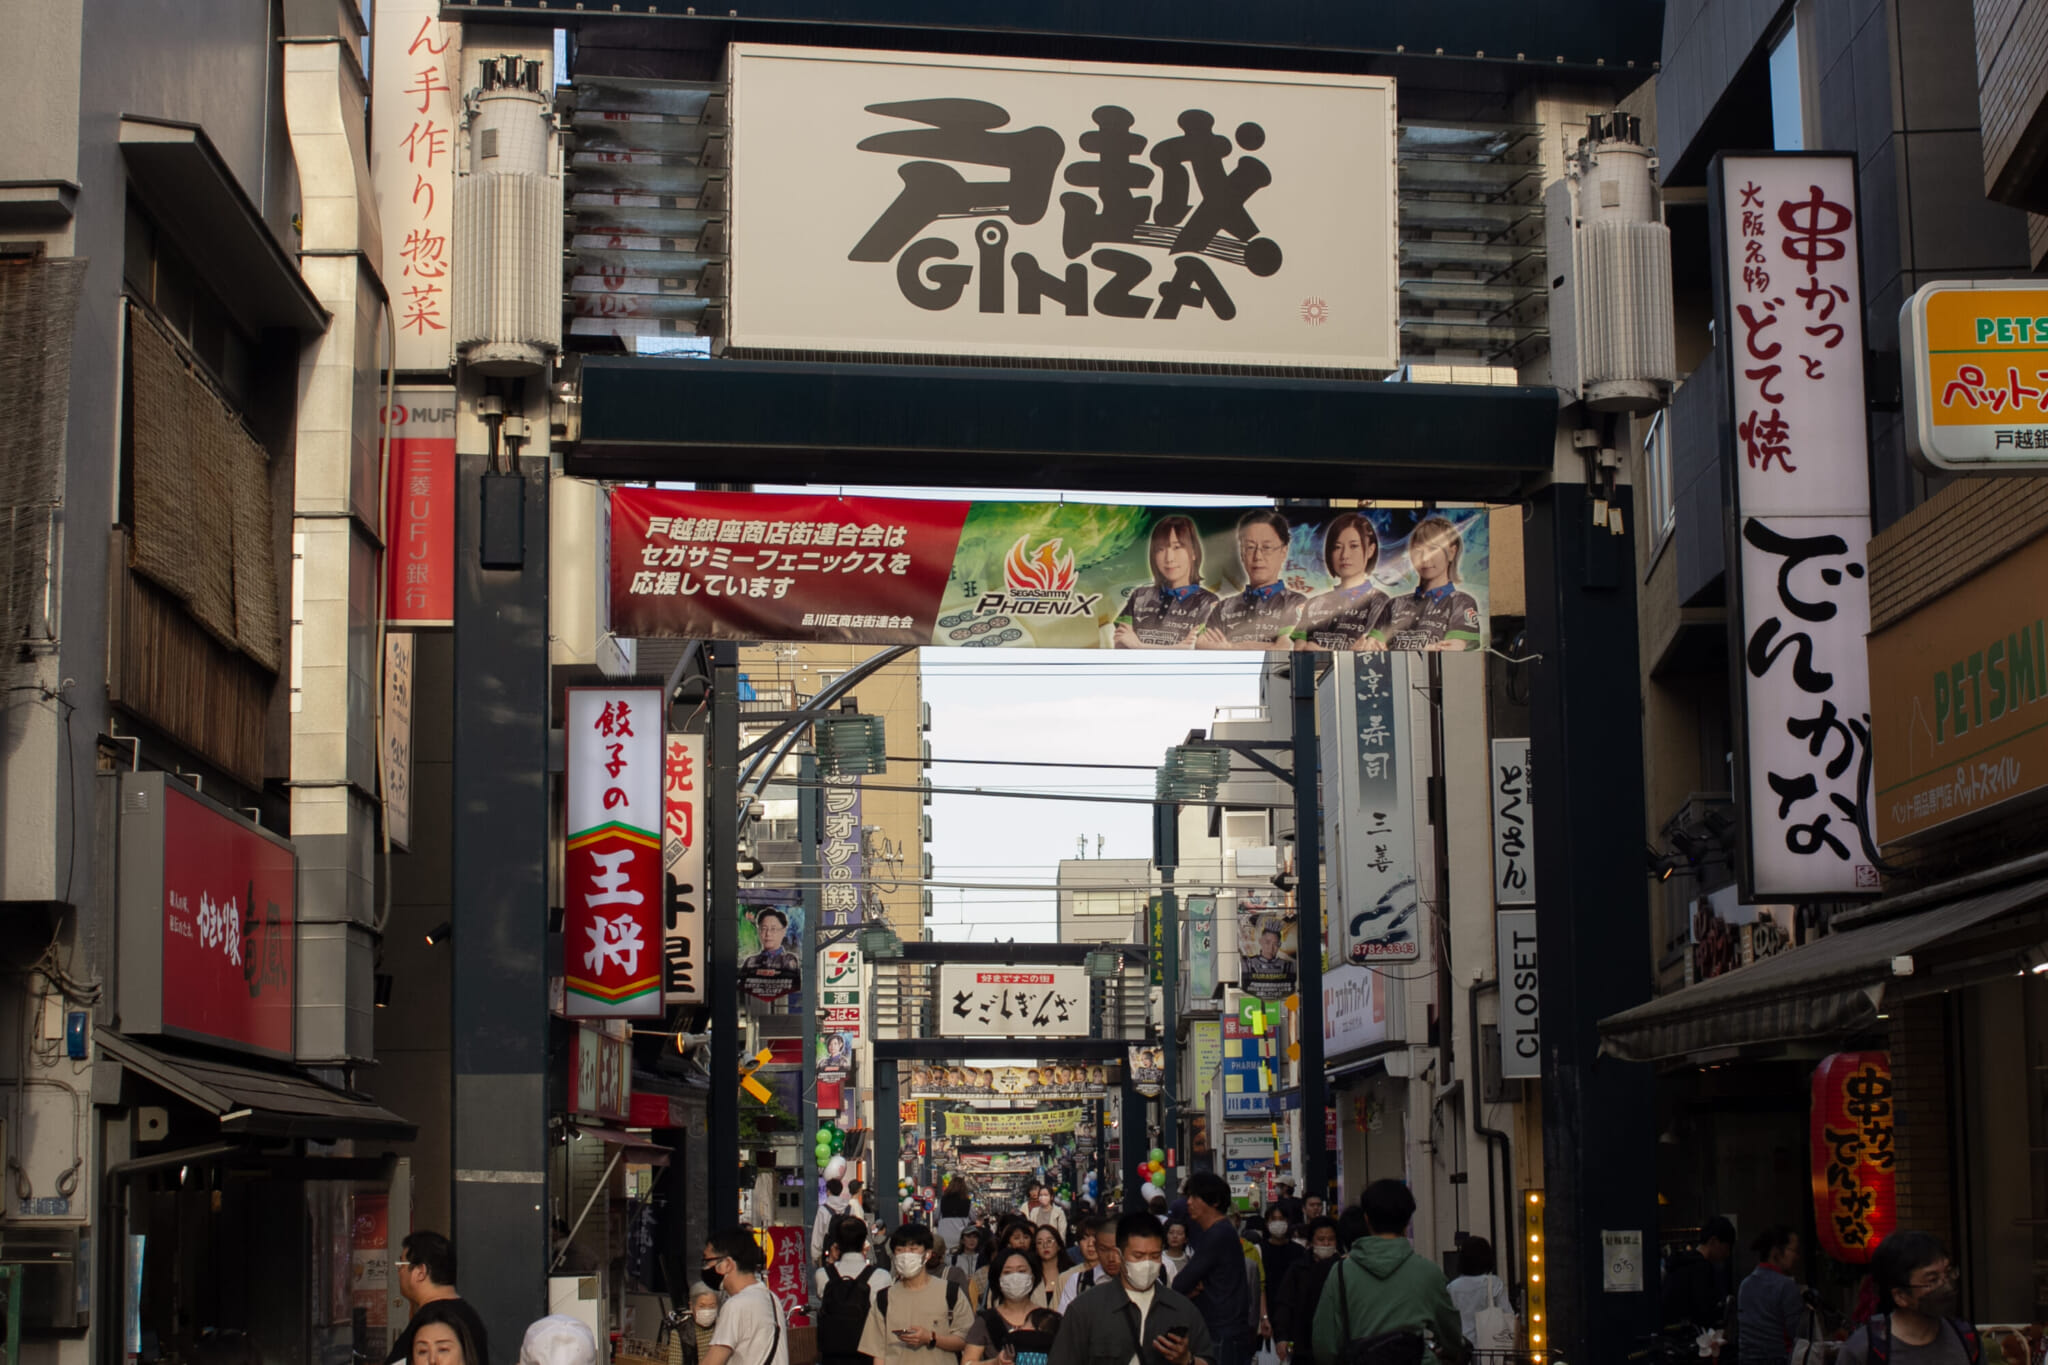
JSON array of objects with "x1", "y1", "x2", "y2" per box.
[
  {"x1": 1240, "y1": 542, "x2": 1286, "y2": 558},
  {"x1": 1910, "y1": 1265, "x2": 1960, "y2": 1289}
]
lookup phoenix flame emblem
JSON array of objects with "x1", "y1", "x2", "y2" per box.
[{"x1": 1004, "y1": 535, "x2": 1078, "y2": 592}]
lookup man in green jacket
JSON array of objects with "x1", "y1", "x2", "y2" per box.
[{"x1": 1310, "y1": 1181, "x2": 1468, "y2": 1365}]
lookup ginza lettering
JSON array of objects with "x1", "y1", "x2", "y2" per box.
[
  {"x1": 1932, "y1": 619, "x2": 2047, "y2": 740},
  {"x1": 851, "y1": 99, "x2": 1283, "y2": 320}
]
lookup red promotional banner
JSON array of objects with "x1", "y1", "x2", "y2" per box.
[
  {"x1": 611, "y1": 489, "x2": 969, "y2": 644},
  {"x1": 763, "y1": 1227, "x2": 810, "y2": 1326},
  {"x1": 1810, "y1": 1051, "x2": 1896, "y2": 1263},
  {"x1": 564, "y1": 688, "x2": 666, "y2": 1017},
  {"x1": 382, "y1": 389, "x2": 455, "y2": 626},
  {"x1": 159, "y1": 784, "x2": 296, "y2": 1057}
]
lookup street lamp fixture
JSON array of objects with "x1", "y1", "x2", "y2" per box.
[
  {"x1": 815, "y1": 712, "x2": 889, "y2": 778},
  {"x1": 1083, "y1": 950, "x2": 1123, "y2": 979},
  {"x1": 1156, "y1": 744, "x2": 1231, "y2": 802},
  {"x1": 857, "y1": 922, "x2": 906, "y2": 959}
]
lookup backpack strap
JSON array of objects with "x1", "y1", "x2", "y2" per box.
[
  {"x1": 856, "y1": 1268, "x2": 878, "y2": 1289},
  {"x1": 946, "y1": 1281, "x2": 963, "y2": 1316},
  {"x1": 1949, "y1": 1320, "x2": 1981, "y2": 1365},
  {"x1": 877, "y1": 1288, "x2": 889, "y2": 1321},
  {"x1": 1868, "y1": 1314, "x2": 1890, "y2": 1365},
  {"x1": 825, "y1": 1262, "x2": 845, "y2": 1286}
]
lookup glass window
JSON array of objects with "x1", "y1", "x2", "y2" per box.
[
  {"x1": 1643, "y1": 406, "x2": 1677, "y2": 544},
  {"x1": 1769, "y1": 14, "x2": 1807, "y2": 151}
]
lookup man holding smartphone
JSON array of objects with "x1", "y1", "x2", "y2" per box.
[
  {"x1": 1050, "y1": 1213, "x2": 1214, "y2": 1365},
  {"x1": 861, "y1": 1226, "x2": 975, "y2": 1365}
]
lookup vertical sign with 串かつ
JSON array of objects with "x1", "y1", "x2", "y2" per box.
[
  {"x1": 564, "y1": 688, "x2": 665, "y2": 1018},
  {"x1": 1714, "y1": 153, "x2": 1879, "y2": 900}
]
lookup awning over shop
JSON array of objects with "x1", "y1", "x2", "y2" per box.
[
  {"x1": 96, "y1": 1029, "x2": 416, "y2": 1142},
  {"x1": 1598, "y1": 874, "x2": 2048, "y2": 1063},
  {"x1": 568, "y1": 1123, "x2": 674, "y2": 1165}
]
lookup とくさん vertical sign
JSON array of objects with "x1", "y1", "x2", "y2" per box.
[
  {"x1": 565, "y1": 688, "x2": 665, "y2": 1017},
  {"x1": 1713, "y1": 154, "x2": 1879, "y2": 900},
  {"x1": 662, "y1": 734, "x2": 706, "y2": 1006},
  {"x1": 727, "y1": 45, "x2": 1398, "y2": 369},
  {"x1": 370, "y1": 0, "x2": 457, "y2": 369},
  {"x1": 382, "y1": 388, "x2": 455, "y2": 625},
  {"x1": 1490, "y1": 738, "x2": 1534, "y2": 906}
]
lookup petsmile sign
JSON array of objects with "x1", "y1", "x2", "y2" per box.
[{"x1": 727, "y1": 44, "x2": 1398, "y2": 369}]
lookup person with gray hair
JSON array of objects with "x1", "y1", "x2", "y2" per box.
[{"x1": 520, "y1": 1316, "x2": 599, "y2": 1365}]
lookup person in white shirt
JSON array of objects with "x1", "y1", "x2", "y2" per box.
[
  {"x1": 702, "y1": 1229, "x2": 789, "y2": 1365},
  {"x1": 1055, "y1": 1228, "x2": 1122, "y2": 1313},
  {"x1": 1444, "y1": 1236, "x2": 1510, "y2": 1346},
  {"x1": 816, "y1": 1214, "x2": 892, "y2": 1298},
  {"x1": 1025, "y1": 1187, "x2": 1068, "y2": 1242},
  {"x1": 813, "y1": 1180, "x2": 854, "y2": 1264}
]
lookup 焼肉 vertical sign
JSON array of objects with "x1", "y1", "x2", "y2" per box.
[
  {"x1": 565, "y1": 688, "x2": 665, "y2": 1017},
  {"x1": 661, "y1": 733, "x2": 706, "y2": 1006},
  {"x1": 1713, "y1": 154, "x2": 1878, "y2": 900},
  {"x1": 728, "y1": 44, "x2": 1398, "y2": 369}
]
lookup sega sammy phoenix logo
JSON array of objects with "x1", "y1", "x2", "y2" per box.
[{"x1": 973, "y1": 536, "x2": 1102, "y2": 616}]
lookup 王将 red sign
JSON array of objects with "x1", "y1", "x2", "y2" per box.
[
  {"x1": 609, "y1": 489, "x2": 970, "y2": 644},
  {"x1": 383, "y1": 390, "x2": 455, "y2": 626},
  {"x1": 564, "y1": 688, "x2": 665, "y2": 1018},
  {"x1": 160, "y1": 783, "x2": 297, "y2": 1057},
  {"x1": 1810, "y1": 1050, "x2": 1896, "y2": 1263}
]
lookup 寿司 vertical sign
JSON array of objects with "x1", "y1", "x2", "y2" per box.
[
  {"x1": 565, "y1": 688, "x2": 665, "y2": 1017},
  {"x1": 1713, "y1": 154, "x2": 1878, "y2": 900},
  {"x1": 661, "y1": 734, "x2": 706, "y2": 1006},
  {"x1": 370, "y1": 0, "x2": 457, "y2": 370}
]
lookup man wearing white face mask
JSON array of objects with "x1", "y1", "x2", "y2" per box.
[
  {"x1": 1050, "y1": 1214, "x2": 1213, "y2": 1365},
  {"x1": 861, "y1": 1226, "x2": 974, "y2": 1365}
]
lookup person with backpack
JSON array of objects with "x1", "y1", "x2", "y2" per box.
[
  {"x1": 962, "y1": 1249, "x2": 1063, "y2": 1365},
  {"x1": 702, "y1": 1228, "x2": 790, "y2": 1365},
  {"x1": 1048, "y1": 1213, "x2": 1212, "y2": 1365},
  {"x1": 860, "y1": 1225, "x2": 975, "y2": 1365},
  {"x1": 818, "y1": 1216, "x2": 890, "y2": 1365},
  {"x1": 1309, "y1": 1180, "x2": 1467, "y2": 1365},
  {"x1": 1833, "y1": 1232, "x2": 1980, "y2": 1365}
]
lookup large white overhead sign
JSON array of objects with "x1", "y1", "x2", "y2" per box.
[
  {"x1": 728, "y1": 44, "x2": 1399, "y2": 369},
  {"x1": 936, "y1": 965, "x2": 1091, "y2": 1037}
]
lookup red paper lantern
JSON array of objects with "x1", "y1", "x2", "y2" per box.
[{"x1": 1810, "y1": 1051, "x2": 1897, "y2": 1264}]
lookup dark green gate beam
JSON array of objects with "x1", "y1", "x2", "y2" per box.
[{"x1": 568, "y1": 357, "x2": 1558, "y2": 503}]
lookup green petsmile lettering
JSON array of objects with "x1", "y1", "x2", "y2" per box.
[
  {"x1": 1935, "y1": 619, "x2": 2046, "y2": 743},
  {"x1": 1975, "y1": 316, "x2": 2048, "y2": 344}
]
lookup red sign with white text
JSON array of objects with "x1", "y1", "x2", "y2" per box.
[
  {"x1": 383, "y1": 389, "x2": 455, "y2": 625},
  {"x1": 609, "y1": 489, "x2": 969, "y2": 644},
  {"x1": 159, "y1": 783, "x2": 297, "y2": 1058},
  {"x1": 564, "y1": 688, "x2": 666, "y2": 1017}
]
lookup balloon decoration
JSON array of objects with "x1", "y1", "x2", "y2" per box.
[{"x1": 1141, "y1": 1182, "x2": 1161, "y2": 1201}]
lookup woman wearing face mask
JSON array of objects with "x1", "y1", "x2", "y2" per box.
[
  {"x1": 664, "y1": 1289, "x2": 723, "y2": 1365},
  {"x1": 975, "y1": 1220, "x2": 1038, "y2": 1308},
  {"x1": 1271, "y1": 1219, "x2": 1342, "y2": 1362},
  {"x1": 962, "y1": 1250, "x2": 1062, "y2": 1365}
]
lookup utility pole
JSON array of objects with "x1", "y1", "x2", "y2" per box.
[
  {"x1": 708, "y1": 640, "x2": 741, "y2": 1226},
  {"x1": 1291, "y1": 662, "x2": 1331, "y2": 1201},
  {"x1": 798, "y1": 751, "x2": 821, "y2": 1245},
  {"x1": 1152, "y1": 798, "x2": 1180, "y2": 1198}
]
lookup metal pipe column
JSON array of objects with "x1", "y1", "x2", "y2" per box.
[
  {"x1": 1153, "y1": 798, "x2": 1180, "y2": 1198},
  {"x1": 1291, "y1": 662, "x2": 1331, "y2": 1201},
  {"x1": 708, "y1": 641, "x2": 741, "y2": 1226}
]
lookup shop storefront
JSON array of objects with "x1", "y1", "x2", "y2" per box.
[{"x1": 102, "y1": 773, "x2": 416, "y2": 1365}]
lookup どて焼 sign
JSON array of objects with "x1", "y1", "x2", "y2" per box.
[
  {"x1": 1713, "y1": 154, "x2": 1879, "y2": 901},
  {"x1": 565, "y1": 688, "x2": 665, "y2": 1018},
  {"x1": 727, "y1": 45, "x2": 1398, "y2": 369},
  {"x1": 935, "y1": 965, "x2": 1090, "y2": 1037}
]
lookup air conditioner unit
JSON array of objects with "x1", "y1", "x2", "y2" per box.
[{"x1": 1545, "y1": 111, "x2": 1676, "y2": 414}]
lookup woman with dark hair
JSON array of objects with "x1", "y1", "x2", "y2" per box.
[
  {"x1": 1445, "y1": 1236, "x2": 1507, "y2": 1345},
  {"x1": 1272, "y1": 1217, "x2": 1342, "y2": 1362},
  {"x1": 961, "y1": 1249, "x2": 1061, "y2": 1365},
  {"x1": 1736, "y1": 1225, "x2": 1806, "y2": 1365},
  {"x1": 1113, "y1": 515, "x2": 1220, "y2": 649},
  {"x1": 1161, "y1": 1218, "x2": 1194, "y2": 1280},
  {"x1": 1198, "y1": 509, "x2": 1307, "y2": 649},
  {"x1": 1031, "y1": 1225, "x2": 1065, "y2": 1309},
  {"x1": 1294, "y1": 512, "x2": 1391, "y2": 650},
  {"x1": 972, "y1": 1219, "x2": 1037, "y2": 1307},
  {"x1": 407, "y1": 1301, "x2": 485, "y2": 1365}
]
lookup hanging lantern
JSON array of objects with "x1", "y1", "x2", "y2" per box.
[{"x1": 1810, "y1": 1051, "x2": 1896, "y2": 1264}]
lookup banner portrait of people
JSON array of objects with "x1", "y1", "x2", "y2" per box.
[
  {"x1": 1128, "y1": 1045, "x2": 1163, "y2": 1097},
  {"x1": 738, "y1": 899, "x2": 802, "y2": 1003},
  {"x1": 611, "y1": 490, "x2": 1491, "y2": 653},
  {"x1": 818, "y1": 1030, "x2": 855, "y2": 1082},
  {"x1": 908, "y1": 1063, "x2": 1112, "y2": 1100},
  {"x1": 1238, "y1": 900, "x2": 1296, "y2": 1001}
]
